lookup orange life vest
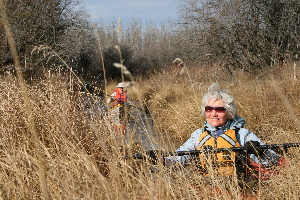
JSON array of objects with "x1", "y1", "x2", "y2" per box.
[
  {"x1": 114, "y1": 89, "x2": 127, "y2": 105},
  {"x1": 196, "y1": 129, "x2": 241, "y2": 176}
]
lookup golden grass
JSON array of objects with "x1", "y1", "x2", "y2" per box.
[
  {"x1": 0, "y1": 62, "x2": 299, "y2": 199},
  {"x1": 2, "y1": 0, "x2": 299, "y2": 198},
  {"x1": 133, "y1": 63, "x2": 300, "y2": 144}
]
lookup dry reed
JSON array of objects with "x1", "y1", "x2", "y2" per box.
[
  {"x1": 1, "y1": 1, "x2": 300, "y2": 196},
  {"x1": 0, "y1": 61, "x2": 299, "y2": 199}
]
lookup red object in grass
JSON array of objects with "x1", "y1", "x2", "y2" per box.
[{"x1": 249, "y1": 157, "x2": 288, "y2": 181}]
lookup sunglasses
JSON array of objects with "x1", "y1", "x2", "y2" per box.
[{"x1": 205, "y1": 106, "x2": 226, "y2": 113}]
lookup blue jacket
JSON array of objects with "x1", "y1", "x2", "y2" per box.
[{"x1": 166, "y1": 115, "x2": 279, "y2": 166}]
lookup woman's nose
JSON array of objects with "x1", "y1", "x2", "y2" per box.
[{"x1": 211, "y1": 110, "x2": 218, "y2": 115}]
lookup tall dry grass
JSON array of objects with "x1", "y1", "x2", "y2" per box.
[
  {"x1": 1, "y1": 8, "x2": 300, "y2": 198},
  {"x1": 131, "y1": 62, "x2": 300, "y2": 199},
  {"x1": 0, "y1": 62, "x2": 300, "y2": 199},
  {"x1": 1, "y1": 0, "x2": 299, "y2": 198},
  {"x1": 133, "y1": 62, "x2": 300, "y2": 144}
]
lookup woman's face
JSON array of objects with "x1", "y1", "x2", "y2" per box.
[{"x1": 205, "y1": 98, "x2": 231, "y2": 127}]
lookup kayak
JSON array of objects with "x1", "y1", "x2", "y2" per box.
[{"x1": 131, "y1": 144, "x2": 297, "y2": 199}]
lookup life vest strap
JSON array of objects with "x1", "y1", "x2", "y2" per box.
[
  {"x1": 219, "y1": 134, "x2": 236, "y2": 147},
  {"x1": 199, "y1": 135, "x2": 212, "y2": 147}
]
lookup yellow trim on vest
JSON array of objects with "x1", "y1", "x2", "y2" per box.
[{"x1": 196, "y1": 129, "x2": 241, "y2": 176}]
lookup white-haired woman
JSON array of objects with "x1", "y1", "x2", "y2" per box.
[
  {"x1": 168, "y1": 83, "x2": 279, "y2": 166},
  {"x1": 165, "y1": 83, "x2": 281, "y2": 199},
  {"x1": 165, "y1": 83, "x2": 279, "y2": 199}
]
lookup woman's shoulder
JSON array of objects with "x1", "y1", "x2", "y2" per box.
[
  {"x1": 236, "y1": 127, "x2": 259, "y2": 139},
  {"x1": 236, "y1": 127, "x2": 252, "y2": 134},
  {"x1": 189, "y1": 128, "x2": 204, "y2": 138},
  {"x1": 193, "y1": 128, "x2": 204, "y2": 134}
]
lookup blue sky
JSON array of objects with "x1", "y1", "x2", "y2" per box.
[{"x1": 80, "y1": 0, "x2": 180, "y2": 26}]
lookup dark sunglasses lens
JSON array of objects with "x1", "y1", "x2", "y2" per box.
[
  {"x1": 215, "y1": 107, "x2": 226, "y2": 112},
  {"x1": 205, "y1": 106, "x2": 212, "y2": 112},
  {"x1": 205, "y1": 106, "x2": 226, "y2": 112}
]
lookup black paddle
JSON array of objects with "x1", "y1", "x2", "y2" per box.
[{"x1": 129, "y1": 143, "x2": 299, "y2": 160}]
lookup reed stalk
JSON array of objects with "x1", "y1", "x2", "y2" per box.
[{"x1": 0, "y1": 1, "x2": 50, "y2": 199}]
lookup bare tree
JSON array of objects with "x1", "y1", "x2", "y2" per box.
[
  {"x1": 1, "y1": 0, "x2": 93, "y2": 73},
  {"x1": 178, "y1": 0, "x2": 300, "y2": 71}
]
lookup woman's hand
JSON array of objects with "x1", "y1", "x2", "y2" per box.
[{"x1": 245, "y1": 141, "x2": 263, "y2": 156}]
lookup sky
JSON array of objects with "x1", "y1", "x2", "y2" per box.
[{"x1": 80, "y1": 0, "x2": 180, "y2": 26}]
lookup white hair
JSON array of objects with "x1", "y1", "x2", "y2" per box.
[{"x1": 201, "y1": 83, "x2": 237, "y2": 118}]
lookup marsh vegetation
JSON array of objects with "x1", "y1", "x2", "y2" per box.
[
  {"x1": 0, "y1": 62, "x2": 300, "y2": 199},
  {"x1": 1, "y1": 0, "x2": 300, "y2": 199}
]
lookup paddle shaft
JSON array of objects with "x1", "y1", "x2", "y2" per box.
[{"x1": 131, "y1": 143, "x2": 299, "y2": 159}]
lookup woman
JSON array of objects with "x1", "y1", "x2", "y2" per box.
[
  {"x1": 166, "y1": 83, "x2": 279, "y2": 174},
  {"x1": 107, "y1": 82, "x2": 129, "y2": 105},
  {"x1": 107, "y1": 82, "x2": 131, "y2": 134}
]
